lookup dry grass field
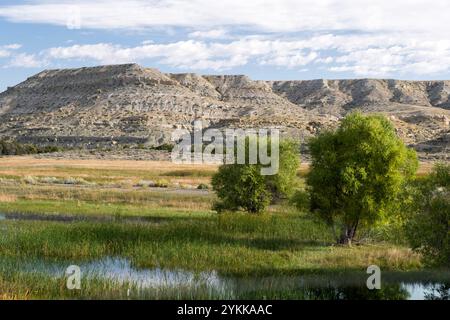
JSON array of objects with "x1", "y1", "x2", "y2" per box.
[{"x1": 0, "y1": 156, "x2": 433, "y2": 180}]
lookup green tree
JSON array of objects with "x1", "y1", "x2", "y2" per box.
[
  {"x1": 266, "y1": 139, "x2": 300, "y2": 200},
  {"x1": 212, "y1": 163, "x2": 271, "y2": 213},
  {"x1": 307, "y1": 112, "x2": 418, "y2": 245},
  {"x1": 212, "y1": 139, "x2": 299, "y2": 214},
  {"x1": 405, "y1": 163, "x2": 449, "y2": 267}
]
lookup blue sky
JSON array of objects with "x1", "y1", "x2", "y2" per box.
[{"x1": 1, "y1": 0, "x2": 450, "y2": 92}]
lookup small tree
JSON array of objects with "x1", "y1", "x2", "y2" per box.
[
  {"x1": 405, "y1": 163, "x2": 449, "y2": 267},
  {"x1": 266, "y1": 139, "x2": 300, "y2": 200},
  {"x1": 212, "y1": 139, "x2": 299, "y2": 214},
  {"x1": 212, "y1": 163, "x2": 271, "y2": 213},
  {"x1": 307, "y1": 112, "x2": 418, "y2": 245}
]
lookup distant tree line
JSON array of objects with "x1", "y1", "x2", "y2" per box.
[{"x1": 0, "y1": 140, "x2": 62, "y2": 155}]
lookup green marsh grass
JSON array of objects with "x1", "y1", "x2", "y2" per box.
[{"x1": 0, "y1": 210, "x2": 421, "y2": 276}]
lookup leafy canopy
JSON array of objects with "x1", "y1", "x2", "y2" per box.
[
  {"x1": 212, "y1": 138, "x2": 299, "y2": 214},
  {"x1": 307, "y1": 112, "x2": 418, "y2": 244},
  {"x1": 405, "y1": 163, "x2": 449, "y2": 267}
]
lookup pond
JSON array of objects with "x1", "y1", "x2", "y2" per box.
[{"x1": 1, "y1": 256, "x2": 448, "y2": 300}]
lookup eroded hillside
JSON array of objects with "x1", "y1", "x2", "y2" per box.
[{"x1": 0, "y1": 64, "x2": 448, "y2": 160}]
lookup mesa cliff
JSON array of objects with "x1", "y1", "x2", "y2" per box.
[{"x1": 0, "y1": 64, "x2": 448, "y2": 160}]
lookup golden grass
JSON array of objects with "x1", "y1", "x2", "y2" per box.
[
  {"x1": 303, "y1": 245, "x2": 422, "y2": 270},
  {"x1": 0, "y1": 156, "x2": 218, "y2": 187},
  {"x1": 0, "y1": 156, "x2": 218, "y2": 172},
  {"x1": 416, "y1": 162, "x2": 436, "y2": 176},
  {"x1": 0, "y1": 194, "x2": 17, "y2": 203},
  {"x1": 0, "y1": 183, "x2": 215, "y2": 211},
  {"x1": 0, "y1": 293, "x2": 26, "y2": 300},
  {"x1": 0, "y1": 288, "x2": 30, "y2": 300},
  {"x1": 0, "y1": 156, "x2": 437, "y2": 177},
  {"x1": 0, "y1": 156, "x2": 438, "y2": 209}
]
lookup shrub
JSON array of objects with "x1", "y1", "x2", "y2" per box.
[
  {"x1": 154, "y1": 179, "x2": 170, "y2": 188},
  {"x1": 197, "y1": 183, "x2": 209, "y2": 190},
  {"x1": 62, "y1": 177, "x2": 91, "y2": 185},
  {"x1": 0, "y1": 140, "x2": 62, "y2": 155},
  {"x1": 136, "y1": 180, "x2": 155, "y2": 188},
  {"x1": 136, "y1": 180, "x2": 169, "y2": 188},
  {"x1": 307, "y1": 112, "x2": 418, "y2": 245},
  {"x1": 405, "y1": 163, "x2": 450, "y2": 267},
  {"x1": 152, "y1": 144, "x2": 175, "y2": 152},
  {"x1": 41, "y1": 146, "x2": 62, "y2": 153},
  {"x1": 212, "y1": 163, "x2": 271, "y2": 213},
  {"x1": 180, "y1": 183, "x2": 195, "y2": 189},
  {"x1": 39, "y1": 176, "x2": 60, "y2": 184},
  {"x1": 290, "y1": 190, "x2": 310, "y2": 213},
  {"x1": 212, "y1": 138, "x2": 299, "y2": 214},
  {"x1": 23, "y1": 176, "x2": 38, "y2": 185}
]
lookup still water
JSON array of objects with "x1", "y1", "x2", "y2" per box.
[
  {"x1": 0, "y1": 214, "x2": 448, "y2": 300},
  {"x1": 2, "y1": 257, "x2": 448, "y2": 300}
]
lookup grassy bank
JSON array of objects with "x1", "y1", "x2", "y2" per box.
[
  {"x1": 0, "y1": 210, "x2": 421, "y2": 275},
  {"x1": 0, "y1": 209, "x2": 424, "y2": 299}
]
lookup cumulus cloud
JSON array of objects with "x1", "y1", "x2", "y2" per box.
[
  {"x1": 44, "y1": 38, "x2": 321, "y2": 70},
  {"x1": 6, "y1": 53, "x2": 46, "y2": 68},
  {"x1": 36, "y1": 34, "x2": 450, "y2": 76},
  {"x1": 0, "y1": 43, "x2": 22, "y2": 58},
  {"x1": 2, "y1": 33, "x2": 450, "y2": 77},
  {"x1": 1, "y1": 1, "x2": 450, "y2": 77}
]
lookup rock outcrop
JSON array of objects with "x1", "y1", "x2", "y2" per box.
[{"x1": 0, "y1": 64, "x2": 448, "y2": 160}]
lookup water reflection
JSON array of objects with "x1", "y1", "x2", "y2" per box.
[
  {"x1": 1, "y1": 257, "x2": 448, "y2": 300},
  {"x1": 80, "y1": 257, "x2": 229, "y2": 294},
  {"x1": 424, "y1": 283, "x2": 450, "y2": 300}
]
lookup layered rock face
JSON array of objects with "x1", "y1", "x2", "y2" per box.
[
  {"x1": 271, "y1": 79, "x2": 450, "y2": 112},
  {"x1": 0, "y1": 64, "x2": 448, "y2": 159},
  {"x1": 271, "y1": 79, "x2": 450, "y2": 154}
]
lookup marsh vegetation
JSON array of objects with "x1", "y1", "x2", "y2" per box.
[{"x1": 0, "y1": 156, "x2": 447, "y2": 299}]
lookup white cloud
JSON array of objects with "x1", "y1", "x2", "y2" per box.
[
  {"x1": 44, "y1": 39, "x2": 320, "y2": 70},
  {"x1": 316, "y1": 57, "x2": 334, "y2": 64},
  {"x1": 6, "y1": 53, "x2": 46, "y2": 68},
  {"x1": 188, "y1": 29, "x2": 229, "y2": 40},
  {"x1": 261, "y1": 52, "x2": 318, "y2": 68},
  {"x1": 0, "y1": 0, "x2": 450, "y2": 36},
  {"x1": 1, "y1": 1, "x2": 450, "y2": 77},
  {"x1": 45, "y1": 41, "x2": 248, "y2": 70},
  {"x1": 0, "y1": 50, "x2": 10, "y2": 58},
  {"x1": 38, "y1": 33, "x2": 450, "y2": 76},
  {"x1": 0, "y1": 43, "x2": 22, "y2": 58},
  {"x1": 2, "y1": 44, "x2": 22, "y2": 50}
]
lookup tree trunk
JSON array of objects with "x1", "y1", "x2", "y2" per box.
[
  {"x1": 338, "y1": 227, "x2": 353, "y2": 245},
  {"x1": 338, "y1": 221, "x2": 359, "y2": 245}
]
